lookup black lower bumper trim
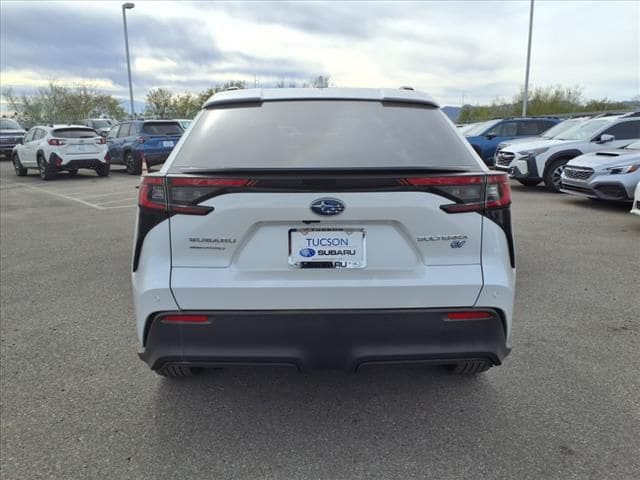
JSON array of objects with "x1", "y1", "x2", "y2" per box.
[
  {"x1": 140, "y1": 308, "x2": 510, "y2": 372},
  {"x1": 138, "y1": 151, "x2": 170, "y2": 167},
  {"x1": 53, "y1": 158, "x2": 106, "y2": 169},
  {"x1": 561, "y1": 182, "x2": 631, "y2": 201}
]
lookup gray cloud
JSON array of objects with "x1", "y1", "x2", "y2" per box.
[
  {"x1": 1, "y1": 0, "x2": 637, "y2": 107},
  {"x1": 211, "y1": 1, "x2": 388, "y2": 39}
]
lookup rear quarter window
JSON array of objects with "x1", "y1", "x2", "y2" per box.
[{"x1": 169, "y1": 100, "x2": 481, "y2": 172}]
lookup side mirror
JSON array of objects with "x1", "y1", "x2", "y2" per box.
[
  {"x1": 485, "y1": 133, "x2": 496, "y2": 140},
  {"x1": 597, "y1": 134, "x2": 615, "y2": 144}
]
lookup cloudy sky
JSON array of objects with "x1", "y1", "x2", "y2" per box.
[{"x1": 1, "y1": 0, "x2": 638, "y2": 109}]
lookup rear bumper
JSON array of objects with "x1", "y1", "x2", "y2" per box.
[
  {"x1": 49, "y1": 153, "x2": 107, "y2": 169},
  {"x1": 139, "y1": 308, "x2": 510, "y2": 372},
  {"x1": 138, "y1": 150, "x2": 170, "y2": 166}
]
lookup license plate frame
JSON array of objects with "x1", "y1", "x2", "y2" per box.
[{"x1": 288, "y1": 228, "x2": 366, "y2": 269}]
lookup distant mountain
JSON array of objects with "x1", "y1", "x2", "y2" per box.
[
  {"x1": 118, "y1": 99, "x2": 147, "y2": 116},
  {"x1": 441, "y1": 106, "x2": 461, "y2": 122}
]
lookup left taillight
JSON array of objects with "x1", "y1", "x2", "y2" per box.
[
  {"x1": 47, "y1": 138, "x2": 66, "y2": 146},
  {"x1": 96, "y1": 137, "x2": 106, "y2": 144},
  {"x1": 139, "y1": 177, "x2": 167, "y2": 212},
  {"x1": 138, "y1": 176, "x2": 255, "y2": 215}
]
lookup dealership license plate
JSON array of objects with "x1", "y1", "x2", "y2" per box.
[
  {"x1": 289, "y1": 228, "x2": 366, "y2": 269},
  {"x1": 163, "y1": 141, "x2": 175, "y2": 147}
]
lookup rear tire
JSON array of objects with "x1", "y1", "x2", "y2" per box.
[
  {"x1": 37, "y1": 155, "x2": 54, "y2": 181},
  {"x1": 124, "y1": 151, "x2": 141, "y2": 175},
  {"x1": 544, "y1": 158, "x2": 570, "y2": 193},
  {"x1": 517, "y1": 179, "x2": 540, "y2": 187},
  {"x1": 156, "y1": 365, "x2": 200, "y2": 377},
  {"x1": 96, "y1": 163, "x2": 110, "y2": 177},
  {"x1": 449, "y1": 360, "x2": 492, "y2": 375},
  {"x1": 12, "y1": 154, "x2": 27, "y2": 176}
]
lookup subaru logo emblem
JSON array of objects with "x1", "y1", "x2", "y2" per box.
[
  {"x1": 299, "y1": 248, "x2": 316, "y2": 258},
  {"x1": 310, "y1": 198, "x2": 345, "y2": 216}
]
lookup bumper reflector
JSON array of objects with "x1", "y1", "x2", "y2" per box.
[
  {"x1": 446, "y1": 311, "x2": 494, "y2": 321},
  {"x1": 161, "y1": 314, "x2": 209, "y2": 324}
]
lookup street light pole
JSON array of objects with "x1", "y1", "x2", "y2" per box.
[
  {"x1": 122, "y1": 2, "x2": 135, "y2": 118},
  {"x1": 522, "y1": 0, "x2": 534, "y2": 117}
]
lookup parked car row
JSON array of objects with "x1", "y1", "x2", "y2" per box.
[
  {"x1": 493, "y1": 112, "x2": 640, "y2": 195},
  {"x1": 461, "y1": 116, "x2": 561, "y2": 166},
  {"x1": 8, "y1": 119, "x2": 186, "y2": 180}
]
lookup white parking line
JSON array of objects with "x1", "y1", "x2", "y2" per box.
[
  {"x1": 1, "y1": 177, "x2": 139, "y2": 210},
  {"x1": 77, "y1": 189, "x2": 138, "y2": 200},
  {"x1": 96, "y1": 197, "x2": 138, "y2": 206},
  {"x1": 20, "y1": 183, "x2": 110, "y2": 209}
]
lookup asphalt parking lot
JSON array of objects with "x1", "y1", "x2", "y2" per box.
[{"x1": 1, "y1": 161, "x2": 639, "y2": 480}]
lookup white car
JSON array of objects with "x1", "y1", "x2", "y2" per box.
[
  {"x1": 133, "y1": 88, "x2": 515, "y2": 377},
  {"x1": 12, "y1": 125, "x2": 110, "y2": 180},
  {"x1": 495, "y1": 113, "x2": 640, "y2": 192},
  {"x1": 560, "y1": 140, "x2": 640, "y2": 202},
  {"x1": 631, "y1": 182, "x2": 640, "y2": 216}
]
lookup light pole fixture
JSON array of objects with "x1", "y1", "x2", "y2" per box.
[
  {"x1": 522, "y1": 0, "x2": 534, "y2": 117},
  {"x1": 122, "y1": 2, "x2": 135, "y2": 118}
]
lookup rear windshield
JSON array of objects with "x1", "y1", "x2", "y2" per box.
[
  {"x1": 52, "y1": 128, "x2": 98, "y2": 138},
  {"x1": 90, "y1": 120, "x2": 112, "y2": 129},
  {"x1": 170, "y1": 101, "x2": 480, "y2": 172},
  {"x1": 1, "y1": 119, "x2": 22, "y2": 129},
  {"x1": 141, "y1": 122, "x2": 183, "y2": 135}
]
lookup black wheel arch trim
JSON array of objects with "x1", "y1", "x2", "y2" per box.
[{"x1": 543, "y1": 149, "x2": 583, "y2": 177}]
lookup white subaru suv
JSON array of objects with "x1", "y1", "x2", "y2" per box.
[
  {"x1": 133, "y1": 88, "x2": 515, "y2": 377},
  {"x1": 495, "y1": 113, "x2": 640, "y2": 192},
  {"x1": 12, "y1": 124, "x2": 110, "y2": 180}
]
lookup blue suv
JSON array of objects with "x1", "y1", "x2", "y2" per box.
[
  {"x1": 106, "y1": 120, "x2": 183, "y2": 174},
  {"x1": 464, "y1": 117, "x2": 559, "y2": 166}
]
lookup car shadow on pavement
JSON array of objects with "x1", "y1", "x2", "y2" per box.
[
  {"x1": 147, "y1": 367, "x2": 504, "y2": 475},
  {"x1": 563, "y1": 197, "x2": 634, "y2": 213}
]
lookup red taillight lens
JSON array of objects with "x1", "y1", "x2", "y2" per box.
[
  {"x1": 139, "y1": 177, "x2": 167, "y2": 212},
  {"x1": 166, "y1": 177, "x2": 254, "y2": 215},
  {"x1": 485, "y1": 173, "x2": 511, "y2": 209},
  {"x1": 104, "y1": 152, "x2": 111, "y2": 162},
  {"x1": 138, "y1": 177, "x2": 254, "y2": 215},
  {"x1": 47, "y1": 138, "x2": 66, "y2": 146},
  {"x1": 446, "y1": 311, "x2": 494, "y2": 321},
  {"x1": 161, "y1": 314, "x2": 209, "y2": 324},
  {"x1": 399, "y1": 173, "x2": 510, "y2": 213},
  {"x1": 96, "y1": 137, "x2": 106, "y2": 144}
]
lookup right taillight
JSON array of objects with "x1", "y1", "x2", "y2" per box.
[
  {"x1": 400, "y1": 173, "x2": 511, "y2": 213},
  {"x1": 400, "y1": 173, "x2": 514, "y2": 267},
  {"x1": 138, "y1": 177, "x2": 167, "y2": 212}
]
